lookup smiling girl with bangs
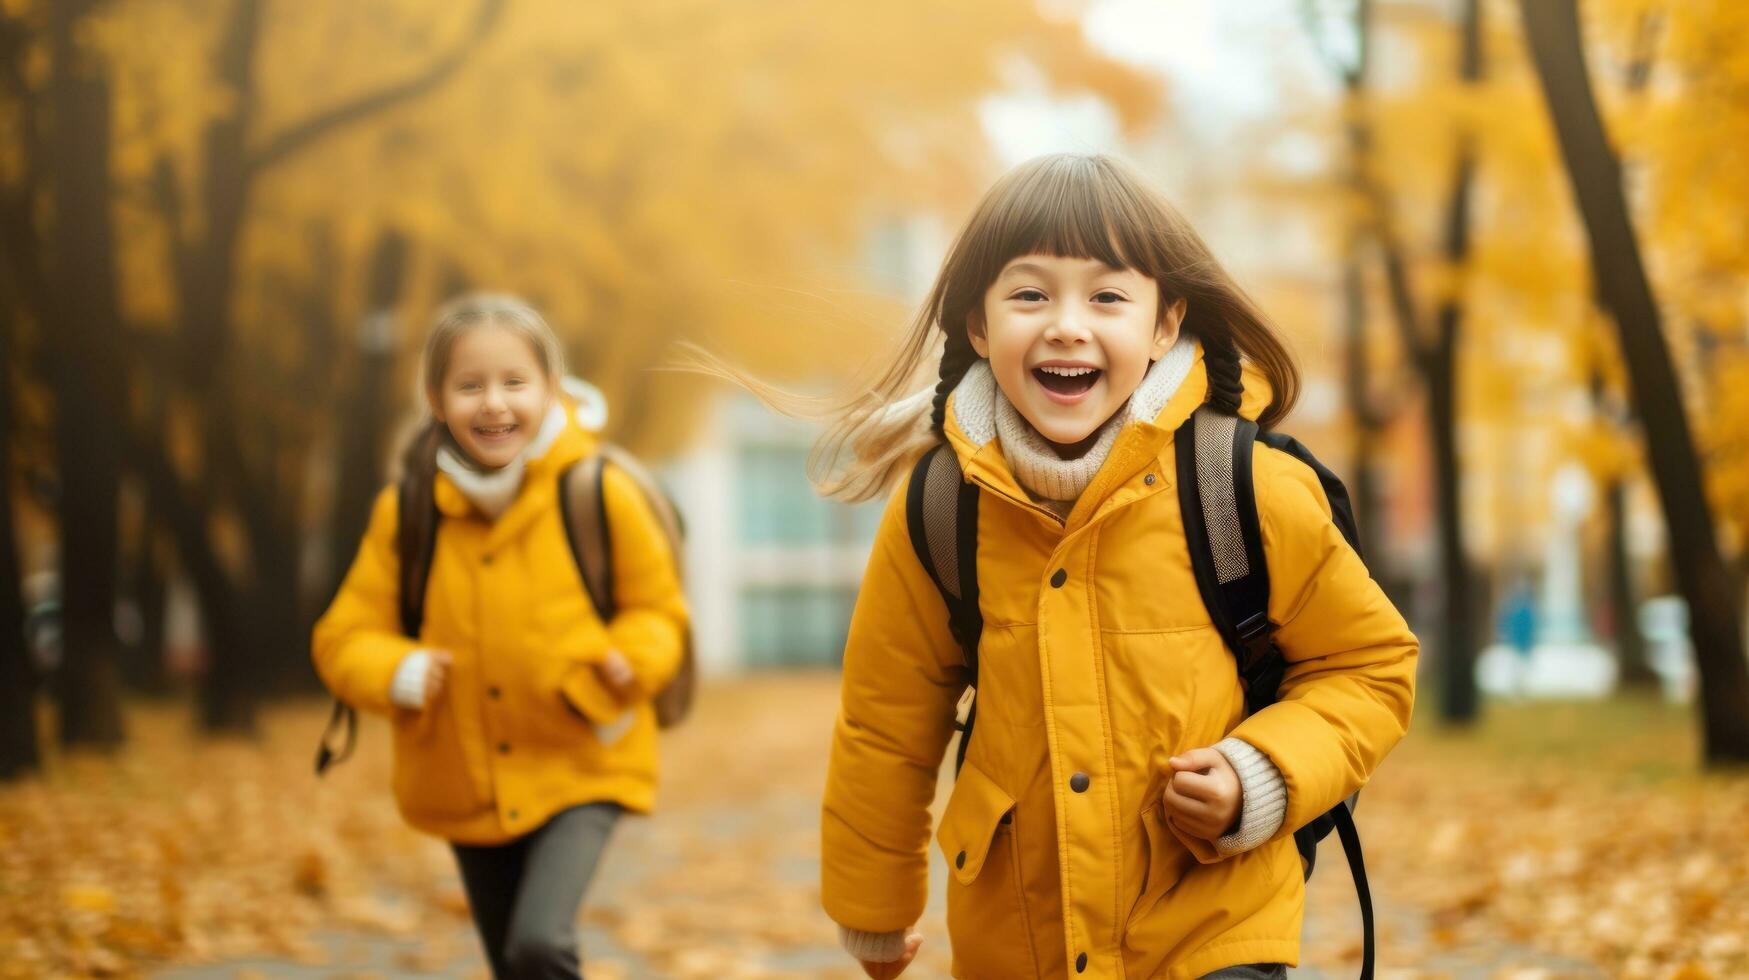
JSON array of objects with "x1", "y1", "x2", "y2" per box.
[{"x1": 708, "y1": 153, "x2": 1416, "y2": 979}]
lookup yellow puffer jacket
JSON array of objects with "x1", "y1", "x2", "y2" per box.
[
  {"x1": 312, "y1": 414, "x2": 688, "y2": 845},
  {"x1": 821, "y1": 349, "x2": 1417, "y2": 979}
]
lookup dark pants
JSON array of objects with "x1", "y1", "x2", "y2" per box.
[
  {"x1": 451, "y1": 802, "x2": 621, "y2": 980},
  {"x1": 1201, "y1": 966, "x2": 1289, "y2": 980}
]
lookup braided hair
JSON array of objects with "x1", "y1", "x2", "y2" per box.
[
  {"x1": 929, "y1": 327, "x2": 982, "y2": 435},
  {"x1": 1200, "y1": 332, "x2": 1245, "y2": 416}
]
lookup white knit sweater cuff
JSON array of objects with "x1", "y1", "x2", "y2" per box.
[
  {"x1": 389, "y1": 650, "x2": 432, "y2": 709},
  {"x1": 838, "y1": 924, "x2": 909, "y2": 963},
  {"x1": 1214, "y1": 737, "x2": 1287, "y2": 855}
]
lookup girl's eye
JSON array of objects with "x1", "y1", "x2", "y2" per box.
[
  {"x1": 459, "y1": 382, "x2": 481, "y2": 392},
  {"x1": 506, "y1": 378, "x2": 525, "y2": 387},
  {"x1": 1013, "y1": 289, "x2": 1047, "y2": 303},
  {"x1": 1093, "y1": 291, "x2": 1126, "y2": 304}
]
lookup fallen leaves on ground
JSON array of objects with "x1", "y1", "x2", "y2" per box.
[{"x1": 2, "y1": 676, "x2": 1745, "y2": 978}]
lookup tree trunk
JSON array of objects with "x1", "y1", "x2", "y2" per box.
[
  {"x1": 1336, "y1": 0, "x2": 1387, "y2": 560},
  {"x1": 1521, "y1": 0, "x2": 1749, "y2": 763},
  {"x1": 1430, "y1": 0, "x2": 1482, "y2": 724},
  {"x1": 1344, "y1": 250, "x2": 1385, "y2": 560},
  {"x1": 1606, "y1": 475, "x2": 1657, "y2": 690},
  {"x1": 118, "y1": 519, "x2": 171, "y2": 695},
  {"x1": 180, "y1": 0, "x2": 499, "y2": 728},
  {"x1": 1429, "y1": 312, "x2": 1478, "y2": 722},
  {"x1": 326, "y1": 232, "x2": 405, "y2": 605},
  {"x1": 0, "y1": 282, "x2": 39, "y2": 780},
  {"x1": 46, "y1": 5, "x2": 125, "y2": 748}
]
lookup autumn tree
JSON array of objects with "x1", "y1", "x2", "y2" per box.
[
  {"x1": 1, "y1": 0, "x2": 1158, "y2": 751},
  {"x1": 1520, "y1": 0, "x2": 1749, "y2": 762},
  {"x1": 1297, "y1": 0, "x2": 1487, "y2": 722}
]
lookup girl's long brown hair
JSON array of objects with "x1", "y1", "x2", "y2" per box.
[{"x1": 685, "y1": 153, "x2": 1299, "y2": 503}]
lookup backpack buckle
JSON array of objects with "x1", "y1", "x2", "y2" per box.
[
  {"x1": 1234, "y1": 611, "x2": 1276, "y2": 672},
  {"x1": 1235, "y1": 611, "x2": 1271, "y2": 641}
]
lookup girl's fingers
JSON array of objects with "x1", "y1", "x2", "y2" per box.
[
  {"x1": 1168, "y1": 746, "x2": 1225, "y2": 773},
  {"x1": 1163, "y1": 780, "x2": 1207, "y2": 817},
  {"x1": 427, "y1": 661, "x2": 448, "y2": 696},
  {"x1": 1171, "y1": 769, "x2": 1218, "y2": 803},
  {"x1": 1180, "y1": 815, "x2": 1221, "y2": 839},
  {"x1": 597, "y1": 650, "x2": 635, "y2": 689},
  {"x1": 1164, "y1": 795, "x2": 1221, "y2": 838}
]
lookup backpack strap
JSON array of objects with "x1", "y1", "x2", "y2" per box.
[
  {"x1": 1174, "y1": 405, "x2": 1280, "y2": 716},
  {"x1": 1176, "y1": 404, "x2": 1375, "y2": 980},
  {"x1": 1332, "y1": 799, "x2": 1375, "y2": 979},
  {"x1": 905, "y1": 444, "x2": 981, "y2": 775},
  {"x1": 313, "y1": 696, "x2": 357, "y2": 776},
  {"x1": 559, "y1": 454, "x2": 615, "y2": 622},
  {"x1": 318, "y1": 423, "x2": 443, "y2": 777},
  {"x1": 558, "y1": 447, "x2": 697, "y2": 728}
]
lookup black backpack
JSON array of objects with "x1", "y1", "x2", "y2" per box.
[
  {"x1": 906, "y1": 403, "x2": 1376, "y2": 980},
  {"x1": 315, "y1": 424, "x2": 696, "y2": 775}
]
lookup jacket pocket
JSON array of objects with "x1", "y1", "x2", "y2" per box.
[
  {"x1": 391, "y1": 691, "x2": 487, "y2": 821},
  {"x1": 1125, "y1": 805, "x2": 1194, "y2": 940},
  {"x1": 938, "y1": 761, "x2": 1038, "y2": 978},
  {"x1": 500, "y1": 659, "x2": 616, "y2": 749}
]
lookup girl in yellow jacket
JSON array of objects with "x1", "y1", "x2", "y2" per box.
[
  {"x1": 312, "y1": 294, "x2": 688, "y2": 980},
  {"x1": 781, "y1": 155, "x2": 1418, "y2": 979}
]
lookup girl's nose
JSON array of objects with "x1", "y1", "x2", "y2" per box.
[{"x1": 1044, "y1": 309, "x2": 1091, "y2": 344}]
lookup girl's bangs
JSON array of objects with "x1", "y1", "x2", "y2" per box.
[{"x1": 986, "y1": 158, "x2": 1152, "y2": 273}]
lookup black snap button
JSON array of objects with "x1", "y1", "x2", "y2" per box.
[
  {"x1": 508, "y1": 809, "x2": 519, "y2": 820},
  {"x1": 482, "y1": 554, "x2": 494, "y2": 566},
  {"x1": 1144, "y1": 473, "x2": 1156, "y2": 486},
  {"x1": 1050, "y1": 569, "x2": 1067, "y2": 588},
  {"x1": 1076, "y1": 952, "x2": 1088, "y2": 972},
  {"x1": 955, "y1": 850, "x2": 967, "y2": 869},
  {"x1": 488, "y1": 686, "x2": 501, "y2": 699},
  {"x1": 498, "y1": 742, "x2": 510, "y2": 754},
  {"x1": 1071, "y1": 772, "x2": 1090, "y2": 793}
]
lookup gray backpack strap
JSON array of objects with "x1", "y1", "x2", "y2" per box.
[
  {"x1": 558, "y1": 448, "x2": 696, "y2": 729},
  {"x1": 905, "y1": 444, "x2": 980, "y2": 775},
  {"x1": 1176, "y1": 403, "x2": 1375, "y2": 980},
  {"x1": 1175, "y1": 405, "x2": 1277, "y2": 714},
  {"x1": 559, "y1": 454, "x2": 614, "y2": 622}
]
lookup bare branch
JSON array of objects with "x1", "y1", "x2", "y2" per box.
[
  {"x1": 1368, "y1": 191, "x2": 1435, "y2": 373},
  {"x1": 245, "y1": 0, "x2": 506, "y2": 178}
]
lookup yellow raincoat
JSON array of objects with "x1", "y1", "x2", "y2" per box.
[
  {"x1": 822, "y1": 348, "x2": 1417, "y2": 978},
  {"x1": 313, "y1": 413, "x2": 688, "y2": 845}
]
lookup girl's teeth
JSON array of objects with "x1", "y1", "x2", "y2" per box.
[{"x1": 1040, "y1": 366, "x2": 1095, "y2": 376}]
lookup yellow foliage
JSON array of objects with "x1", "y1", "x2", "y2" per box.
[{"x1": 75, "y1": 0, "x2": 1159, "y2": 454}]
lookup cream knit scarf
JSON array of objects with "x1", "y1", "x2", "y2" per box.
[
  {"x1": 434, "y1": 402, "x2": 568, "y2": 520},
  {"x1": 952, "y1": 336, "x2": 1197, "y2": 512}
]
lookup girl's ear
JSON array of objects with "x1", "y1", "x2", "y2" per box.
[
  {"x1": 427, "y1": 389, "x2": 446, "y2": 423},
  {"x1": 1153, "y1": 297, "x2": 1187, "y2": 359},
  {"x1": 966, "y1": 308, "x2": 990, "y2": 359}
]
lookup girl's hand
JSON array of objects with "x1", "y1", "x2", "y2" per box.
[
  {"x1": 858, "y1": 932, "x2": 923, "y2": 979},
  {"x1": 424, "y1": 650, "x2": 453, "y2": 705},
  {"x1": 593, "y1": 648, "x2": 636, "y2": 696},
  {"x1": 1163, "y1": 747, "x2": 1242, "y2": 840}
]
